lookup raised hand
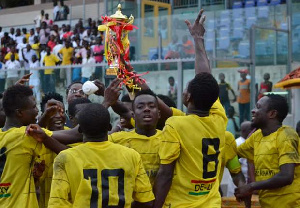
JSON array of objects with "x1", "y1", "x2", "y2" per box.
[
  {"x1": 15, "y1": 73, "x2": 33, "y2": 86},
  {"x1": 26, "y1": 124, "x2": 48, "y2": 142},
  {"x1": 93, "y1": 79, "x2": 105, "y2": 96},
  {"x1": 102, "y1": 78, "x2": 123, "y2": 108},
  {"x1": 185, "y1": 9, "x2": 206, "y2": 39}
]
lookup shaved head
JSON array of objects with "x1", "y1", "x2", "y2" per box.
[{"x1": 241, "y1": 121, "x2": 253, "y2": 139}]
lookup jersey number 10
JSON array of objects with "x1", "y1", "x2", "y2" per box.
[{"x1": 84, "y1": 168, "x2": 125, "y2": 208}]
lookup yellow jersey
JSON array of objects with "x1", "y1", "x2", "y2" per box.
[
  {"x1": 0, "y1": 126, "x2": 52, "y2": 208},
  {"x1": 39, "y1": 126, "x2": 83, "y2": 208},
  {"x1": 58, "y1": 47, "x2": 74, "y2": 65},
  {"x1": 237, "y1": 126, "x2": 300, "y2": 207},
  {"x1": 42, "y1": 54, "x2": 60, "y2": 74},
  {"x1": 109, "y1": 130, "x2": 161, "y2": 185},
  {"x1": 219, "y1": 131, "x2": 241, "y2": 183},
  {"x1": 159, "y1": 100, "x2": 227, "y2": 207},
  {"x1": 48, "y1": 141, "x2": 154, "y2": 207},
  {"x1": 4, "y1": 52, "x2": 19, "y2": 61}
]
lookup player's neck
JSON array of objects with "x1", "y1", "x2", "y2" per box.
[
  {"x1": 2, "y1": 117, "x2": 24, "y2": 131},
  {"x1": 135, "y1": 127, "x2": 157, "y2": 137},
  {"x1": 261, "y1": 122, "x2": 282, "y2": 137},
  {"x1": 83, "y1": 134, "x2": 108, "y2": 142},
  {"x1": 187, "y1": 105, "x2": 209, "y2": 117}
]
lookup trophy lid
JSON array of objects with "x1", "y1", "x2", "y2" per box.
[{"x1": 110, "y1": 4, "x2": 127, "y2": 20}]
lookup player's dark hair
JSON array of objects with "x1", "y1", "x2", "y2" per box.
[
  {"x1": 40, "y1": 92, "x2": 64, "y2": 113},
  {"x1": 157, "y1": 94, "x2": 176, "y2": 108},
  {"x1": 0, "y1": 93, "x2": 3, "y2": 99},
  {"x1": 66, "y1": 81, "x2": 83, "y2": 95},
  {"x1": 121, "y1": 94, "x2": 131, "y2": 103},
  {"x1": 68, "y1": 97, "x2": 91, "y2": 118},
  {"x1": 296, "y1": 120, "x2": 300, "y2": 132},
  {"x1": 266, "y1": 94, "x2": 288, "y2": 123},
  {"x1": 77, "y1": 103, "x2": 110, "y2": 136},
  {"x1": 132, "y1": 89, "x2": 158, "y2": 110},
  {"x1": 3, "y1": 85, "x2": 33, "y2": 117},
  {"x1": 187, "y1": 72, "x2": 219, "y2": 111}
]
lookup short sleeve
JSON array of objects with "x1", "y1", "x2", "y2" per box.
[
  {"x1": 227, "y1": 83, "x2": 232, "y2": 90},
  {"x1": 210, "y1": 99, "x2": 228, "y2": 129},
  {"x1": 48, "y1": 152, "x2": 72, "y2": 208},
  {"x1": 237, "y1": 134, "x2": 255, "y2": 161},
  {"x1": 159, "y1": 120, "x2": 181, "y2": 164},
  {"x1": 54, "y1": 55, "x2": 60, "y2": 62},
  {"x1": 171, "y1": 107, "x2": 186, "y2": 116},
  {"x1": 227, "y1": 156, "x2": 241, "y2": 174},
  {"x1": 277, "y1": 128, "x2": 300, "y2": 166},
  {"x1": 132, "y1": 155, "x2": 155, "y2": 203},
  {"x1": 224, "y1": 132, "x2": 238, "y2": 164}
]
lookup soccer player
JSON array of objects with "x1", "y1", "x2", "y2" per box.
[
  {"x1": 39, "y1": 92, "x2": 66, "y2": 131},
  {"x1": 46, "y1": 103, "x2": 154, "y2": 207},
  {"x1": 109, "y1": 89, "x2": 161, "y2": 185},
  {"x1": 152, "y1": 10, "x2": 228, "y2": 208},
  {"x1": 235, "y1": 94, "x2": 300, "y2": 207}
]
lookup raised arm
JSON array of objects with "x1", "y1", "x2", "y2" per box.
[{"x1": 185, "y1": 9, "x2": 210, "y2": 74}]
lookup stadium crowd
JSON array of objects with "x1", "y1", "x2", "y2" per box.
[{"x1": 0, "y1": 9, "x2": 300, "y2": 208}]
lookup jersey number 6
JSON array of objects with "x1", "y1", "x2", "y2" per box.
[{"x1": 202, "y1": 138, "x2": 220, "y2": 179}]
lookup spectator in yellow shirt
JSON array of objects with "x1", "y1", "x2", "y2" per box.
[
  {"x1": 4, "y1": 46, "x2": 19, "y2": 62},
  {"x1": 58, "y1": 41, "x2": 74, "y2": 81},
  {"x1": 42, "y1": 46, "x2": 61, "y2": 93}
]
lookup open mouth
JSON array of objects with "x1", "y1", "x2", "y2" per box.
[
  {"x1": 143, "y1": 115, "x2": 152, "y2": 121},
  {"x1": 53, "y1": 120, "x2": 64, "y2": 127}
]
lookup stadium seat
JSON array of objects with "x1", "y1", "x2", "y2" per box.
[
  {"x1": 217, "y1": 36, "x2": 230, "y2": 50},
  {"x1": 220, "y1": 10, "x2": 231, "y2": 19},
  {"x1": 245, "y1": 0, "x2": 255, "y2": 7},
  {"x1": 206, "y1": 29, "x2": 215, "y2": 39},
  {"x1": 219, "y1": 18, "x2": 231, "y2": 28},
  {"x1": 257, "y1": 6, "x2": 269, "y2": 18},
  {"x1": 207, "y1": 20, "x2": 216, "y2": 29},
  {"x1": 232, "y1": 8, "x2": 243, "y2": 19},
  {"x1": 233, "y1": 18, "x2": 244, "y2": 28},
  {"x1": 246, "y1": 17, "x2": 257, "y2": 28},
  {"x1": 233, "y1": 28, "x2": 244, "y2": 39},
  {"x1": 238, "y1": 41, "x2": 250, "y2": 58},
  {"x1": 257, "y1": 0, "x2": 268, "y2": 6},
  {"x1": 219, "y1": 28, "x2": 230, "y2": 37},
  {"x1": 233, "y1": 0, "x2": 243, "y2": 9},
  {"x1": 292, "y1": 39, "x2": 300, "y2": 53},
  {"x1": 245, "y1": 7, "x2": 256, "y2": 17},
  {"x1": 205, "y1": 39, "x2": 215, "y2": 52},
  {"x1": 269, "y1": 0, "x2": 281, "y2": 5}
]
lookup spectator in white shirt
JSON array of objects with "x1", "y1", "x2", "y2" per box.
[
  {"x1": 52, "y1": 39, "x2": 64, "y2": 61},
  {"x1": 34, "y1": 10, "x2": 45, "y2": 28},
  {"x1": 5, "y1": 54, "x2": 20, "y2": 88},
  {"x1": 15, "y1": 28, "x2": 24, "y2": 45},
  {"x1": 9, "y1": 28, "x2": 15, "y2": 40},
  {"x1": 227, "y1": 121, "x2": 254, "y2": 196},
  {"x1": 22, "y1": 44, "x2": 38, "y2": 69},
  {"x1": 17, "y1": 37, "x2": 27, "y2": 67},
  {"x1": 81, "y1": 50, "x2": 95, "y2": 83},
  {"x1": 28, "y1": 29, "x2": 35, "y2": 45},
  {"x1": 53, "y1": 2, "x2": 60, "y2": 21},
  {"x1": 29, "y1": 55, "x2": 41, "y2": 102}
]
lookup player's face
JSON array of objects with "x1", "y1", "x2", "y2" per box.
[
  {"x1": 67, "y1": 83, "x2": 87, "y2": 104},
  {"x1": 20, "y1": 96, "x2": 39, "y2": 126},
  {"x1": 182, "y1": 81, "x2": 191, "y2": 107},
  {"x1": 46, "y1": 101, "x2": 66, "y2": 131},
  {"x1": 133, "y1": 95, "x2": 160, "y2": 129},
  {"x1": 251, "y1": 96, "x2": 270, "y2": 129}
]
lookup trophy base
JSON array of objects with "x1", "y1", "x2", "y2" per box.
[{"x1": 105, "y1": 67, "x2": 118, "y2": 79}]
